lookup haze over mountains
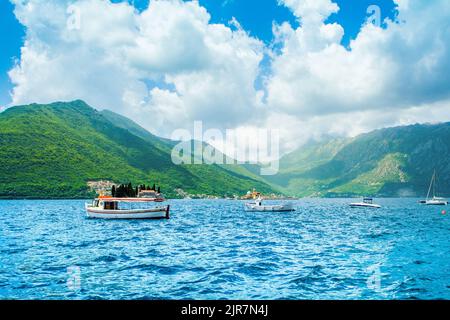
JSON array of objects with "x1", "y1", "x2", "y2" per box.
[{"x1": 0, "y1": 100, "x2": 449, "y2": 198}]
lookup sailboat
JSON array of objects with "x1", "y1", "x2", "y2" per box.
[{"x1": 422, "y1": 170, "x2": 448, "y2": 206}]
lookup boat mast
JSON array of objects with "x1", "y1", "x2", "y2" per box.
[
  {"x1": 426, "y1": 170, "x2": 435, "y2": 201},
  {"x1": 434, "y1": 170, "x2": 438, "y2": 198}
]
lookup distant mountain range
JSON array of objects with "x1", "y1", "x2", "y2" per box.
[
  {"x1": 0, "y1": 100, "x2": 274, "y2": 198},
  {"x1": 270, "y1": 123, "x2": 450, "y2": 197},
  {"x1": 1, "y1": 100, "x2": 449, "y2": 198}
]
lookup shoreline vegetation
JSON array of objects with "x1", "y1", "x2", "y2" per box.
[{"x1": 0, "y1": 195, "x2": 434, "y2": 201}]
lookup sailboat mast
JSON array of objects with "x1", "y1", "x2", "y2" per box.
[
  {"x1": 426, "y1": 170, "x2": 435, "y2": 200},
  {"x1": 434, "y1": 170, "x2": 437, "y2": 198}
]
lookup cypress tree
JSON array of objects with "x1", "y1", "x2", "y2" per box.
[
  {"x1": 127, "y1": 183, "x2": 132, "y2": 197},
  {"x1": 111, "y1": 185, "x2": 116, "y2": 197}
]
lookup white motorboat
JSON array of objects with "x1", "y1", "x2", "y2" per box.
[
  {"x1": 422, "y1": 170, "x2": 448, "y2": 206},
  {"x1": 349, "y1": 197, "x2": 381, "y2": 208},
  {"x1": 244, "y1": 198, "x2": 295, "y2": 212},
  {"x1": 85, "y1": 197, "x2": 170, "y2": 219}
]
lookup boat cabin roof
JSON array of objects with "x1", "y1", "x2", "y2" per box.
[{"x1": 96, "y1": 197, "x2": 160, "y2": 202}]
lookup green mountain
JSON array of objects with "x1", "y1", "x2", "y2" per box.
[
  {"x1": 100, "y1": 109, "x2": 176, "y2": 150},
  {"x1": 2, "y1": 100, "x2": 449, "y2": 199},
  {"x1": 0, "y1": 100, "x2": 276, "y2": 199},
  {"x1": 268, "y1": 123, "x2": 450, "y2": 197}
]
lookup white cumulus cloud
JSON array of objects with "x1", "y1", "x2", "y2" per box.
[
  {"x1": 7, "y1": 0, "x2": 450, "y2": 156},
  {"x1": 9, "y1": 0, "x2": 264, "y2": 136},
  {"x1": 262, "y1": 0, "x2": 450, "y2": 151}
]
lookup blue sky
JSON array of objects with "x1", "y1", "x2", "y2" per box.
[
  {"x1": 0, "y1": 0, "x2": 398, "y2": 107},
  {"x1": 0, "y1": 0, "x2": 24, "y2": 106}
]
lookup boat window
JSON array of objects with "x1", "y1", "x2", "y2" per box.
[{"x1": 104, "y1": 201, "x2": 118, "y2": 210}]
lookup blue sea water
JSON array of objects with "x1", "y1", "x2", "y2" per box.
[{"x1": 1, "y1": 198, "x2": 450, "y2": 300}]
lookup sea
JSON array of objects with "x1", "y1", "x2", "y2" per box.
[{"x1": 1, "y1": 198, "x2": 449, "y2": 300}]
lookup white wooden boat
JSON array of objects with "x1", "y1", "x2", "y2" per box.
[
  {"x1": 244, "y1": 198, "x2": 295, "y2": 212},
  {"x1": 349, "y1": 198, "x2": 381, "y2": 208},
  {"x1": 422, "y1": 170, "x2": 448, "y2": 206},
  {"x1": 85, "y1": 197, "x2": 170, "y2": 219}
]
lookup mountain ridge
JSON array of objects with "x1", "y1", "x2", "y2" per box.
[
  {"x1": 1, "y1": 100, "x2": 450, "y2": 198},
  {"x1": 0, "y1": 100, "x2": 277, "y2": 198},
  {"x1": 271, "y1": 122, "x2": 450, "y2": 197}
]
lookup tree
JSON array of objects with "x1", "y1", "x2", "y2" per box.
[
  {"x1": 127, "y1": 182, "x2": 133, "y2": 197},
  {"x1": 115, "y1": 185, "x2": 122, "y2": 197},
  {"x1": 119, "y1": 184, "x2": 125, "y2": 197},
  {"x1": 111, "y1": 185, "x2": 116, "y2": 197}
]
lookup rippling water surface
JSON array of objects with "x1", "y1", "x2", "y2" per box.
[{"x1": 1, "y1": 199, "x2": 450, "y2": 299}]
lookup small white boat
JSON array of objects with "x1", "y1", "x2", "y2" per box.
[
  {"x1": 85, "y1": 197, "x2": 170, "y2": 219},
  {"x1": 422, "y1": 170, "x2": 448, "y2": 206},
  {"x1": 425, "y1": 197, "x2": 448, "y2": 206},
  {"x1": 244, "y1": 198, "x2": 295, "y2": 212},
  {"x1": 349, "y1": 197, "x2": 381, "y2": 208}
]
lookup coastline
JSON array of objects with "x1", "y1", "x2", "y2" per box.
[{"x1": 0, "y1": 196, "x2": 430, "y2": 200}]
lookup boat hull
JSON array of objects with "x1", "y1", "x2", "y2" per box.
[
  {"x1": 244, "y1": 203, "x2": 295, "y2": 212},
  {"x1": 425, "y1": 201, "x2": 448, "y2": 206},
  {"x1": 86, "y1": 205, "x2": 170, "y2": 219},
  {"x1": 349, "y1": 203, "x2": 381, "y2": 208}
]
